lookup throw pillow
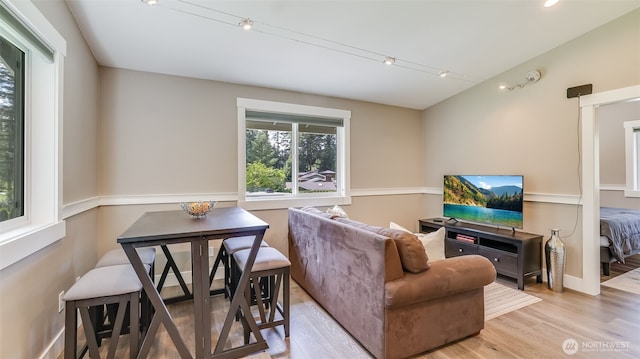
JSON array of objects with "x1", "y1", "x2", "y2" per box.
[
  {"x1": 389, "y1": 221, "x2": 412, "y2": 233},
  {"x1": 416, "y1": 227, "x2": 446, "y2": 262},
  {"x1": 390, "y1": 221, "x2": 445, "y2": 262},
  {"x1": 327, "y1": 205, "x2": 348, "y2": 219},
  {"x1": 377, "y1": 227, "x2": 430, "y2": 273}
]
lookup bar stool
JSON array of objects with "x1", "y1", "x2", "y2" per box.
[
  {"x1": 96, "y1": 248, "x2": 156, "y2": 271},
  {"x1": 95, "y1": 248, "x2": 156, "y2": 337},
  {"x1": 63, "y1": 264, "x2": 147, "y2": 359},
  {"x1": 233, "y1": 247, "x2": 290, "y2": 342},
  {"x1": 208, "y1": 236, "x2": 269, "y2": 298}
]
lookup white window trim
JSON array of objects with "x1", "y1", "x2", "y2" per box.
[
  {"x1": 237, "y1": 98, "x2": 351, "y2": 210},
  {"x1": 0, "y1": 0, "x2": 66, "y2": 270},
  {"x1": 624, "y1": 119, "x2": 640, "y2": 198}
]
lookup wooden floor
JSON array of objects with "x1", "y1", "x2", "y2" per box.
[
  {"x1": 64, "y1": 258, "x2": 640, "y2": 359},
  {"x1": 600, "y1": 253, "x2": 640, "y2": 282}
]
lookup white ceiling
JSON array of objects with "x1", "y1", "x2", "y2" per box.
[{"x1": 65, "y1": 0, "x2": 640, "y2": 110}]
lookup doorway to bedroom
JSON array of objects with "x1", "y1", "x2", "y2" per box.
[
  {"x1": 582, "y1": 85, "x2": 640, "y2": 295},
  {"x1": 597, "y1": 100, "x2": 640, "y2": 285}
]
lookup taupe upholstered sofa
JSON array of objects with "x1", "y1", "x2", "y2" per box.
[{"x1": 288, "y1": 207, "x2": 496, "y2": 359}]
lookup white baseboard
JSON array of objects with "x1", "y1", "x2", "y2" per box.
[
  {"x1": 157, "y1": 270, "x2": 193, "y2": 287},
  {"x1": 38, "y1": 327, "x2": 65, "y2": 359},
  {"x1": 155, "y1": 264, "x2": 224, "y2": 287},
  {"x1": 541, "y1": 270, "x2": 583, "y2": 293}
]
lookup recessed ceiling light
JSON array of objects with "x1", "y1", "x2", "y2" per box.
[
  {"x1": 544, "y1": 0, "x2": 559, "y2": 8},
  {"x1": 239, "y1": 18, "x2": 254, "y2": 30},
  {"x1": 141, "y1": 0, "x2": 158, "y2": 5},
  {"x1": 439, "y1": 71, "x2": 449, "y2": 78},
  {"x1": 383, "y1": 56, "x2": 396, "y2": 65}
]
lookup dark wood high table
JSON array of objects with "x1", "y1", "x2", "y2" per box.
[{"x1": 118, "y1": 207, "x2": 270, "y2": 359}]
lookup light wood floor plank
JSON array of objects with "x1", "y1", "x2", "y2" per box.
[{"x1": 61, "y1": 266, "x2": 640, "y2": 359}]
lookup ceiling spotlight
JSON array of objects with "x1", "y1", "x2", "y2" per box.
[
  {"x1": 239, "y1": 18, "x2": 254, "y2": 30},
  {"x1": 141, "y1": 0, "x2": 158, "y2": 5},
  {"x1": 525, "y1": 70, "x2": 541, "y2": 82},
  {"x1": 439, "y1": 71, "x2": 449, "y2": 78},
  {"x1": 383, "y1": 56, "x2": 396, "y2": 65},
  {"x1": 499, "y1": 70, "x2": 542, "y2": 91},
  {"x1": 544, "y1": 0, "x2": 560, "y2": 7}
]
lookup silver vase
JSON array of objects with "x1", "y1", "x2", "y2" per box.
[{"x1": 545, "y1": 229, "x2": 566, "y2": 292}]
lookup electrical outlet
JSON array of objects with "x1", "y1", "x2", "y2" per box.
[
  {"x1": 58, "y1": 291, "x2": 65, "y2": 313},
  {"x1": 209, "y1": 246, "x2": 214, "y2": 257}
]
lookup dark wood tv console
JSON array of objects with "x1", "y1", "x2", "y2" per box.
[{"x1": 419, "y1": 218, "x2": 542, "y2": 290}]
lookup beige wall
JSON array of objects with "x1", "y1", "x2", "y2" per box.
[
  {"x1": 97, "y1": 67, "x2": 425, "y2": 273},
  {"x1": 0, "y1": 1, "x2": 100, "y2": 358},
  {"x1": 98, "y1": 68, "x2": 425, "y2": 196},
  {"x1": 423, "y1": 10, "x2": 640, "y2": 278}
]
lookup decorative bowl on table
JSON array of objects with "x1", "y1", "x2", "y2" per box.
[{"x1": 179, "y1": 201, "x2": 216, "y2": 218}]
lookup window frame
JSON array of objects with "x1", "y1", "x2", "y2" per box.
[
  {"x1": 237, "y1": 98, "x2": 351, "y2": 210},
  {"x1": 624, "y1": 120, "x2": 640, "y2": 197},
  {"x1": 0, "y1": 36, "x2": 25, "y2": 228},
  {"x1": 0, "y1": 0, "x2": 66, "y2": 270}
]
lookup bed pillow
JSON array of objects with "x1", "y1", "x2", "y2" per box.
[{"x1": 416, "y1": 227, "x2": 446, "y2": 262}]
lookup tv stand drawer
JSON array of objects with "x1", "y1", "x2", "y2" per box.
[
  {"x1": 445, "y1": 238, "x2": 478, "y2": 257},
  {"x1": 479, "y1": 247, "x2": 518, "y2": 276}
]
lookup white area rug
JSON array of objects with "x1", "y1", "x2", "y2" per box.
[
  {"x1": 485, "y1": 282, "x2": 542, "y2": 320},
  {"x1": 601, "y1": 268, "x2": 640, "y2": 295}
]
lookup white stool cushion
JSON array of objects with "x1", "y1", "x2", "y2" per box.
[
  {"x1": 95, "y1": 247, "x2": 156, "y2": 267},
  {"x1": 223, "y1": 236, "x2": 269, "y2": 255},
  {"x1": 63, "y1": 264, "x2": 148, "y2": 301},
  {"x1": 234, "y1": 247, "x2": 291, "y2": 272}
]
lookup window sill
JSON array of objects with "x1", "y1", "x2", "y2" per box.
[
  {"x1": 624, "y1": 189, "x2": 640, "y2": 198},
  {"x1": 239, "y1": 195, "x2": 352, "y2": 211},
  {"x1": 0, "y1": 221, "x2": 66, "y2": 270}
]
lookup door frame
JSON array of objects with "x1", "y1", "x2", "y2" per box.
[{"x1": 580, "y1": 84, "x2": 640, "y2": 295}]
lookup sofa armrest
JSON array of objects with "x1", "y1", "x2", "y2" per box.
[{"x1": 384, "y1": 255, "x2": 496, "y2": 309}]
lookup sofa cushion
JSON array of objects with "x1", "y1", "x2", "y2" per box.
[
  {"x1": 377, "y1": 228, "x2": 430, "y2": 273},
  {"x1": 384, "y1": 255, "x2": 496, "y2": 308},
  {"x1": 334, "y1": 217, "x2": 382, "y2": 233}
]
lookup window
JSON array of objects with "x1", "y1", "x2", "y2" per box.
[
  {"x1": 624, "y1": 120, "x2": 640, "y2": 197},
  {"x1": 238, "y1": 98, "x2": 351, "y2": 210},
  {"x1": 0, "y1": 36, "x2": 24, "y2": 223},
  {"x1": 0, "y1": 1, "x2": 66, "y2": 270}
]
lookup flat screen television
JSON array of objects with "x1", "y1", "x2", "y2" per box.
[{"x1": 443, "y1": 175, "x2": 524, "y2": 229}]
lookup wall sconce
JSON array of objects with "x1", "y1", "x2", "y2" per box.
[{"x1": 499, "y1": 70, "x2": 541, "y2": 91}]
